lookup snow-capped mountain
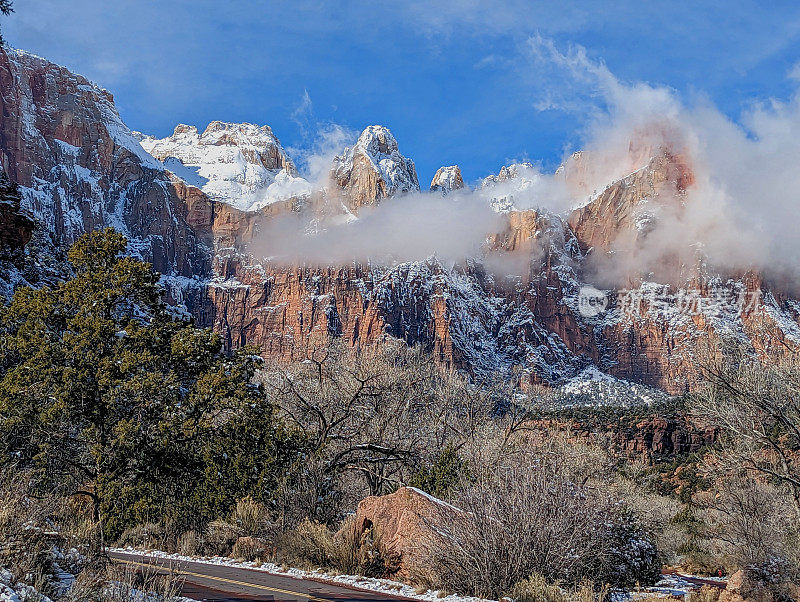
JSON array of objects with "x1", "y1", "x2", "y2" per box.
[
  {"x1": 332, "y1": 125, "x2": 420, "y2": 212},
  {"x1": 2, "y1": 45, "x2": 800, "y2": 397},
  {"x1": 480, "y1": 162, "x2": 540, "y2": 212},
  {"x1": 430, "y1": 165, "x2": 464, "y2": 195},
  {"x1": 137, "y1": 122, "x2": 312, "y2": 212}
]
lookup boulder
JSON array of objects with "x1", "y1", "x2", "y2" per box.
[
  {"x1": 717, "y1": 569, "x2": 800, "y2": 602},
  {"x1": 348, "y1": 486, "x2": 459, "y2": 578}
]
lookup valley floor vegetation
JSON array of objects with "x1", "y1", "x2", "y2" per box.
[{"x1": 1, "y1": 229, "x2": 799, "y2": 601}]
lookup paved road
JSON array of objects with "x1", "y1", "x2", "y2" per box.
[{"x1": 109, "y1": 551, "x2": 417, "y2": 602}]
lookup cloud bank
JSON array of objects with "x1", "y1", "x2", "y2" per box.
[{"x1": 249, "y1": 35, "x2": 800, "y2": 290}]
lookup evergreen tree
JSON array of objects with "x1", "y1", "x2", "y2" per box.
[
  {"x1": 0, "y1": 228, "x2": 306, "y2": 538},
  {"x1": 0, "y1": 1, "x2": 12, "y2": 46}
]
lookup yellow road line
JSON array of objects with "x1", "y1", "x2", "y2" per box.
[{"x1": 114, "y1": 556, "x2": 329, "y2": 602}]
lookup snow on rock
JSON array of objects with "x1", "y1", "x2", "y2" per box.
[
  {"x1": 554, "y1": 366, "x2": 668, "y2": 407},
  {"x1": 4, "y1": 44, "x2": 800, "y2": 399},
  {"x1": 138, "y1": 122, "x2": 312, "y2": 212},
  {"x1": 0, "y1": 45, "x2": 209, "y2": 286},
  {"x1": 479, "y1": 162, "x2": 539, "y2": 212},
  {"x1": 332, "y1": 125, "x2": 420, "y2": 212},
  {"x1": 430, "y1": 165, "x2": 465, "y2": 195}
]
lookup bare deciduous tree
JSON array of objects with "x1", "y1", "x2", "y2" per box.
[
  {"x1": 262, "y1": 342, "x2": 481, "y2": 518},
  {"x1": 694, "y1": 345, "x2": 800, "y2": 517}
]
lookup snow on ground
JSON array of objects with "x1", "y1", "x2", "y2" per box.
[
  {"x1": 620, "y1": 573, "x2": 727, "y2": 600},
  {"x1": 552, "y1": 367, "x2": 670, "y2": 408},
  {"x1": 111, "y1": 547, "x2": 491, "y2": 602},
  {"x1": 0, "y1": 567, "x2": 55, "y2": 602}
]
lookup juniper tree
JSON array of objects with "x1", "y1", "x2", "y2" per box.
[{"x1": 0, "y1": 228, "x2": 306, "y2": 539}]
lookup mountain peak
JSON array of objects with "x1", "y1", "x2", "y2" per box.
[
  {"x1": 355, "y1": 125, "x2": 400, "y2": 156},
  {"x1": 480, "y1": 163, "x2": 538, "y2": 212},
  {"x1": 430, "y1": 165, "x2": 464, "y2": 195},
  {"x1": 331, "y1": 125, "x2": 419, "y2": 212},
  {"x1": 139, "y1": 121, "x2": 310, "y2": 212}
]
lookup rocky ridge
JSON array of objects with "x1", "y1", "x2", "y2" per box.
[
  {"x1": 331, "y1": 125, "x2": 420, "y2": 213},
  {"x1": 137, "y1": 122, "x2": 311, "y2": 212},
  {"x1": 430, "y1": 165, "x2": 464, "y2": 194}
]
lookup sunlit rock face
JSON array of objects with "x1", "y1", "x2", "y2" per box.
[
  {"x1": 137, "y1": 122, "x2": 312, "y2": 213},
  {"x1": 331, "y1": 125, "x2": 420, "y2": 213},
  {"x1": 430, "y1": 165, "x2": 464, "y2": 195}
]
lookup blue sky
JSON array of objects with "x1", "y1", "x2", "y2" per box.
[{"x1": 5, "y1": 1, "x2": 800, "y2": 186}]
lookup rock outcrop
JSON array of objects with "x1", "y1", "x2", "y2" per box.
[
  {"x1": 479, "y1": 162, "x2": 543, "y2": 212},
  {"x1": 717, "y1": 569, "x2": 800, "y2": 602},
  {"x1": 0, "y1": 171, "x2": 33, "y2": 253},
  {"x1": 348, "y1": 486, "x2": 459, "y2": 578},
  {"x1": 331, "y1": 125, "x2": 419, "y2": 212},
  {"x1": 568, "y1": 150, "x2": 694, "y2": 255},
  {"x1": 0, "y1": 170, "x2": 35, "y2": 298},
  {"x1": 430, "y1": 165, "x2": 464, "y2": 194}
]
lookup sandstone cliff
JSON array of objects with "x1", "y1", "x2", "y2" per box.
[{"x1": 0, "y1": 47, "x2": 210, "y2": 278}]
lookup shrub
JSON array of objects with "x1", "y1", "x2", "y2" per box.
[
  {"x1": 0, "y1": 472, "x2": 65, "y2": 598},
  {"x1": 408, "y1": 444, "x2": 471, "y2": 498},
  {"x1": 273, "y1": 516, "x2": 393, "y2": 577},
  {"x1": 176, "y1": 530, "x2": 203, "y2": 556},
  {"x1": 204, "y1": 520, "x2": 240, "y2": 557},
  {"x1": 686, "y1": 585, "x2": 720, "y2": 602},
  {"x1": 231, "y1": 497, "x2": 271, "y2": 538},
  {"x1": 231, "y1": 536, "x2": 271, "y2": 562},
  {"x1": 415, "y1": 455, "x2": 660, "y2": 598}
]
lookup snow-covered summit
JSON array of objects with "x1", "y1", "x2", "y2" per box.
[
  {"x1": 479, "y1": 162, "x2": 538, "y2": 212},
  {"x1": 332, "y1": 125, "x2": 420, "y2": 211},
  {"x1": 430, "y1": 165, "x2": 465, "y2": 195},
  {"x1": 138, "y1": 122, "x2": 311, "y2": 212}
]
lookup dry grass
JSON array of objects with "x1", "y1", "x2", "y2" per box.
[
  {"x1": 686, "y1": 585, "x2": 721, "y2": 602},
  {"x1": 508, "y1": 573, "x2": 611, "y2": 602},
  {"x1": 0, "y1": 471, "x2": 68, "y2": 598},
  {"x1": 272, "y1": 515, "x2": 394, "y2": 578}
]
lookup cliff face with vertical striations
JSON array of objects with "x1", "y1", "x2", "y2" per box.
[
  {"x1": 0, "y1": 47, "x2": 211, "y2": 278},
  {"x1": 2, "y1": 46, "x2": 799, "y2": 397}
]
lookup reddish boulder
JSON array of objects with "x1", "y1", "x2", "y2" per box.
[{"x1": 349, "y1": 487, "x2": 459, "y2": 578}]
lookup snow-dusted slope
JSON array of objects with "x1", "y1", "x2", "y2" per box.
[
  {"x1": 479, "y1": 162, "x2": 539, "y2": 212},
  {"x1": 0, "y1": 46, "x2": 208, "y2": 279},
  {"x1": 332, "y1": 125, "x2": 420, "y2": 211},
  {"x1": 138, "y1": 122, "x2": 312, "y2": 212}
]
